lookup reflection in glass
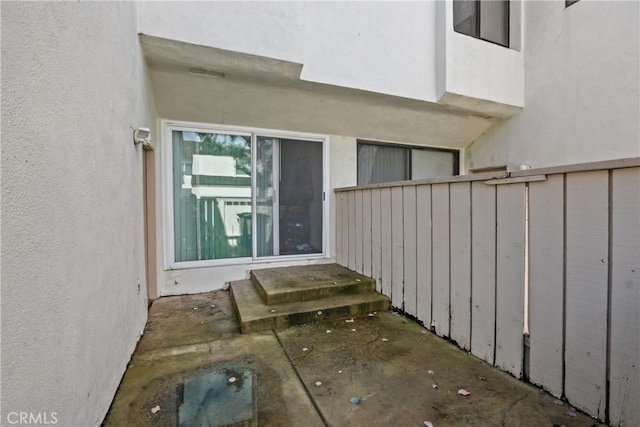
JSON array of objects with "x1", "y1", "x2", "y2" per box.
[
  {"x1": 256, "y1": 138, "x2": 275, "y2": 257},
  {"x1": 172, "y1": 131, "x2": 251, "y2": 262}
]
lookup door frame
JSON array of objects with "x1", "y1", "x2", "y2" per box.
[
  {"x1": 162, "y1": 119, "x2": 330, "y2": 270},
  {"x1": 143, "y1": 144, "x2": 157, "y2": 302}
]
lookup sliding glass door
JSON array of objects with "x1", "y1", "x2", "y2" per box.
[{"x1": 169, "y1": 125, "x2": 324, "y2": 267}]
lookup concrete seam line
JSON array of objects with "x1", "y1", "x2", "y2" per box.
[{"x1": 272, "y1": 329, "x2": 330, "y2": 427}]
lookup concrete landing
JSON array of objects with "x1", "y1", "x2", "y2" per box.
[
  {"x1": 104, "y1": 290, "x2": 601, "y2": 427},
  {"x1": 231, "y1": 264, "x2": 389, "y2": 333},
  {"x1": 231, "y1": 279, "x2": 389, "y2": 334},
  {"x1": 251, "y1": 264, "x2": 375, "y2": 305}
]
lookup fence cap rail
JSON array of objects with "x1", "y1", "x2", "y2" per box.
[{"x1": 334, "y1": 157, "x2": 640, "y2": 192}]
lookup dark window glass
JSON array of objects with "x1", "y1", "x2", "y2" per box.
[
  {"x1": 453, "y1": 0, "x2": 510, "y2": 47},
  {"x1": 357, "y1": 142, "x2": 459, "y2": 186}
]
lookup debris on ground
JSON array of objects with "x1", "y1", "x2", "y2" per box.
[
  {"x1": 457, "y1": 389, "x2": 471, "y2": 396},
  {"x1": 270, "y1": 309, "x2": 276, "y2": 313},
  {"x1": 150, "y1": 405, "x2": 160, "y2": 414},
  {"x1": 193, "y1": 307, "x2": 198, "y2": 311},
  {"x1": 479, "y1": 376, "x2": 487, "y2": 381},
  {"x1": 338, "y1": 370, "x2": 343, "y2": 374},
  {"x1": 346, "y1": 318, "x2": 355, "y2": 323},
  {"x1": 432, "y1": 384, "x2": 438, "y2": 389},
  {"x1": 351, "y1": 329, "x2": 357, "y2": 332},
  {"x1": 381, "y1": 338, "x2": 389, "y2": 342},
  {"x1": 326, "y1": 330, "x2": 332, "y2": 333},
  {"x1": 423, "y1": 422, "x2": 434, "y2": 427},
  {"x1": 315, "y1": 381, "x2": 322, "y2": 387},
  {"x1": 368, "y1": 313, "x2": 375, "y2": 317},
  {"x1": 317, "y1": 311, "x2": 323, "y2": 316},
  {"x1": 228, "y1": 377, "x2": 236, "y2": 384},
  {"x1": 302, "y1": 347, "x2": 309, "y2": 352},
  {"x1": 350, "y1": 397, "x2": 361, "y2": 404},
  {"x1": 428, "y1": 370, "x2": 435, "y2": 375}
]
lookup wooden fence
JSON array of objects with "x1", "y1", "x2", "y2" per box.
[{"x1": 335, "y1": 158, "x2": 639, "y2": 427}]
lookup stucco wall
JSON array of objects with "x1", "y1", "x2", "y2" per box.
[
  {"x1": 466, "y1": 0, "x2": 640, "y2": 170},
  {"x1": 1, "y1": 2, "x2": 156, "y2": 425},
  {"x1": 436, "y1": 0, "x2": 524, "y2": 115},
  {"x1": 138, "y1": 1, "x2": 439, "y2": 102}
]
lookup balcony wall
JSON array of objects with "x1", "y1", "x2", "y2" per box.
[
  {"x1": 139, "y1": 1, "x2": 523, "y2": 119},
  {"x1": 335, "y1": 158, "x2": 639, "y2": 427},
  {"x1": 436, "y1": 0, "x2": 524, "y2": 118}
]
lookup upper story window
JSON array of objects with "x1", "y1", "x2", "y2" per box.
[{"x1": 453, "y1": 0, "x2": 510, "y2": 48}]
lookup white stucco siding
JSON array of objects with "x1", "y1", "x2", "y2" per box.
[
  {"x1": 435, "y1": 0, "x2": 525, "y2": 117},
  {"x1": 466, "y1": 0, "x2": 640, "y2": 170},
  {"x1": 138, "y1": 1, "x2": 439, "y2": 102},
  {"x1": 1, "y1": 2, "x2": 156, "y2": 425}
]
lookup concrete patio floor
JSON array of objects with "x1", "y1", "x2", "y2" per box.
[{"x1": 104, "y1": 290, "x2": 602, "y2": 427}]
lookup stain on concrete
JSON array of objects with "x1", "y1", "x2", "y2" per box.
[{"x1": 104, "y1": 290, "x2": 601, "y2": 427}]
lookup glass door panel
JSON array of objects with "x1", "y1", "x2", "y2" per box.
[
  {"x1": 255, "y1": 137, "x2": 324, "y2": 257},
  {"x1": 172, "y1": 130, "x2": 251, "y2": 262},
  {"x1": 278, "y1": 139, "x2": 323, "y2": 255}
]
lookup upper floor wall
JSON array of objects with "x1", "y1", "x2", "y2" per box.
[
  {"x1": 138, "y1": 1, "x2": 524, "y2": 117},
  {"x1": 466, "y1": 0, "x2": 640, "y2": 170}
]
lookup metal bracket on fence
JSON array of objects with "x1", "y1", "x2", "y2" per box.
[{"x1": 484, "y1": 175, "x2": 547, "y2": 185}]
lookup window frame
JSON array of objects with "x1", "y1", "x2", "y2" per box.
[
  {"x1": 453, "y1": 0, "x2": 511, "y2": 48},
  {"x1": 162, "y1": 120, "x2": 330, "y2": 270},
  {"x1": 356, "y1": 140, "x2": 460, "y2": 186}
]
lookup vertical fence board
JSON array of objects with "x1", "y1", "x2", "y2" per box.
[
  {"x1": 495, "y1": 183, "x2": 526, "y2": 378},
  {"x1": 528, "y1": 174, "x2": 564, "y2": 397},
  {"x1": 391, "y1": 187, "x2": 405, "y2": 308},
  {"x1": 610, "y1": 167, "x2": 640, "y2": 427},
  {"x1": 336, "y1": 192, "x2": 344, "y2": 266},
  {"x1": 450, "y1": 182, "x2": 472, "y2": 350},
  {"x1": 371, "y1": 189, "x2": 382, "y2": 292},
  {"x1": 380, "y1": 188, "x2": 393, "y2": 298},
  {"x1": 416, "y1": 185, "x2": 433, "y2": 327},
  {"x1": 362, "y1": 190, "x2": 373, "y2": 278},
  {"x1": 355, "y1": 190, "x2": 364, "y2": 273},
  {"x1": 565, "y1": 171, "x2": 608, "y2": 419},
  {"x1": 341, "y1": 192, "x2": 350, "y2": 267},
  {"x1": 471, "y1": 181, "x2": 496, "y2": 364},
  {"x1": 432, "y1": 184, "x2": 450, "y2": 337},
  {"x1": 403, "y1": 186, "x2": 418, "y2": 316},
  {"x1": 348, "y1": 191, "x2": 357, "y2": 271}
]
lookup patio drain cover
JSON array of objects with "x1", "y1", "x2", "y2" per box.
[{"x1": 178, "y1": 368, "x2": 255, "y2": 427}]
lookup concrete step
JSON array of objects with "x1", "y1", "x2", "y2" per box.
[
  {"x1": 251, "y1": 264, "x2": 376, "y2": 306},
  {"x1": 230, "y1": 279, "x2": 389, "y2": 334}
]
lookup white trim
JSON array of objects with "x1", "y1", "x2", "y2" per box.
[
  {"x1": 250, "y1": 133, "x2": 258, "y2": 260},
  {"x1": 272, "y1": 140, "x2": 280, "y2": 256},
  {"x1": 161, "y1": 119, "x2": 331, "y2": 270},
  {"x1": 323, "y1": 137, "x2": 331, "y2": 258}
]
